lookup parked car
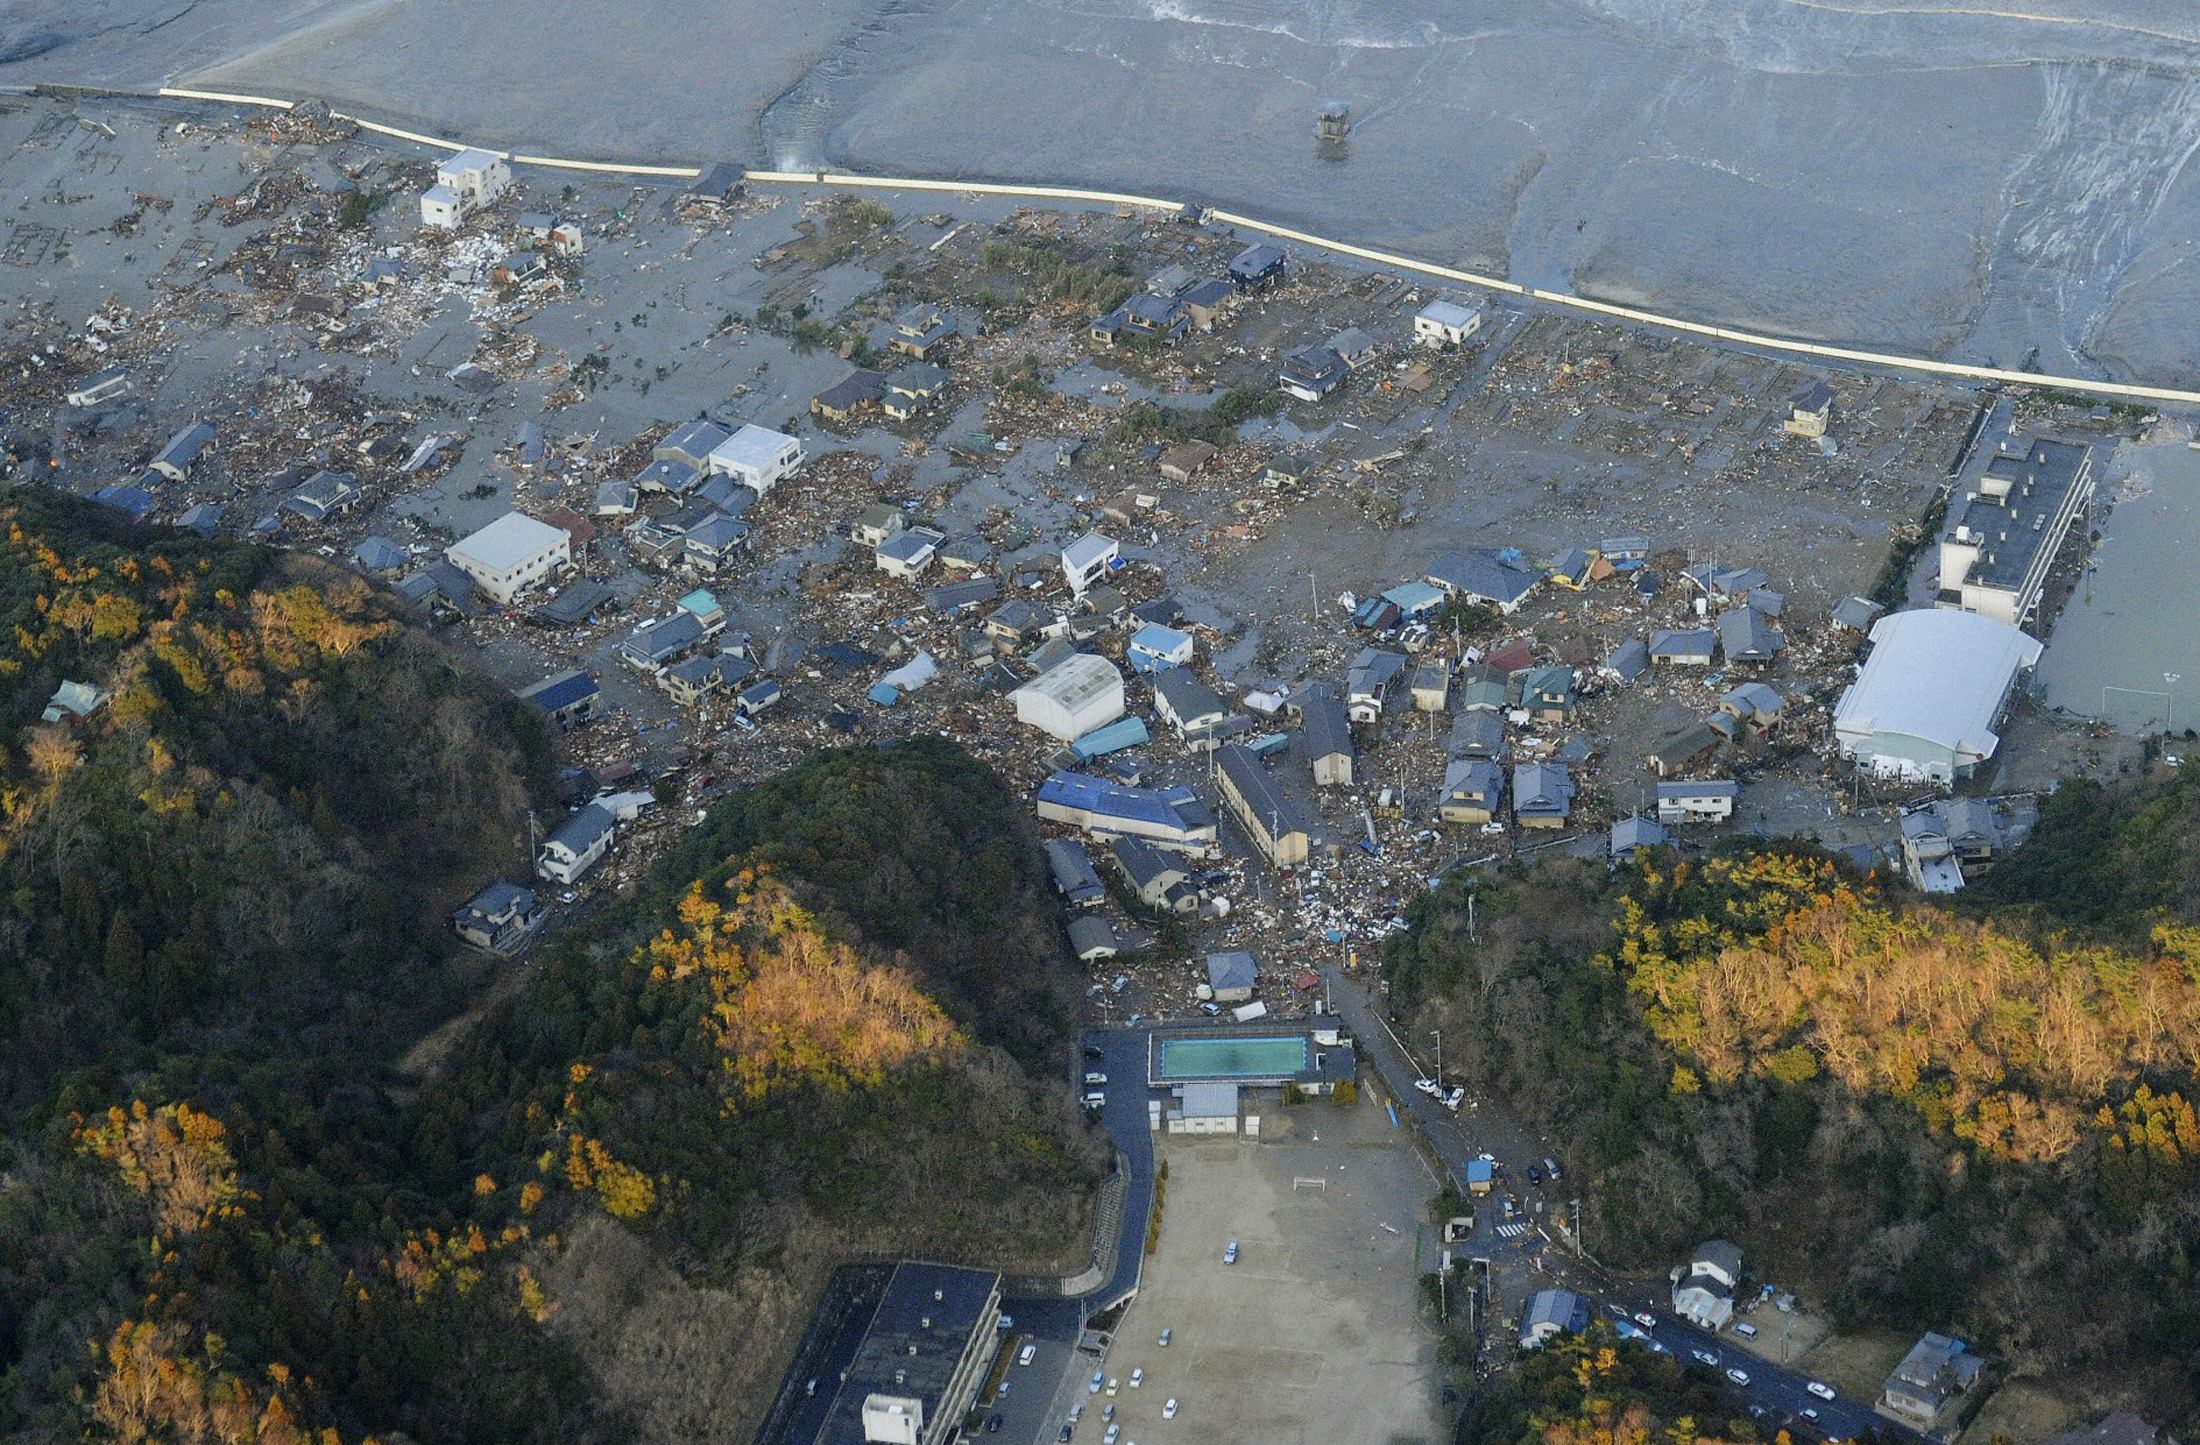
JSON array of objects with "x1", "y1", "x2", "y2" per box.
[
  {"x1": 986, "y1": 1415, "x2": 1002, "y2": 1433},
  {"x1": 1106, "y1": 1377, "x2": 1119, "y2": 1397},
  {"x1": 1089, "y1": 1372, "x2": 1104, "y2": 1394},
  {"x1": 1222, "y1": 1241, "x2": 1238, "y2": 1265},
  {"x1": 1102, "y1": 1404, "x2": 1115, "y2": 1422},
  {"x1": 1632, "y1": 1312, "x2": 1657, "y2": 1329},
  {"x1": 1443, "y1": 1086, "x2": 1467, "y2": 1110},
  {"x1": 1059, "y1": 1426, "x2": 1073, "y2": 1442},
  {"x1": 1129, "y1": 1368, "x2": 1143, "y2": 1389},
  {"x1": 1543, "y1": 1157, "x2": 1562, "y2": 1181},
  {"x1": 1413, "y1": 1077, "x2": 1440, "y2": 1095},
  {"x1": 1807, "y1": 1382, "x2": 1837, "y2": 1401},
  {"x1": 996, "y1": 1380, "x2": 1010, "y2": 1398},
  {"x1": 1732, "y1": 1321, "x2": 1759, "y2": 1338},
  {"x1": 1726, "y1": 1368, "x2": 1752, "y2": 1387},
  {"x1": 1158, "y1": 1327, "x2": 1172, "y2": 1347},
  {"x1": 1163, "y1": 1399, "x2": 1179, "y2": 1420},
  {"x1": 1019, "y1": 1344, "x2": 1036, "y2": 1366},
  {"x1": 1103, "y1": 1427, "x2": 1119, "y2": 1445},
  {"x1": 1082, "y1": 1091, "x2": 1106, "y2": 1108},
  {"x1": 1801, "y1": 1409, "x2": 1821, "y2": 1423},
  {"x1": 1084, "y1": 1071, "x2": 1108, "y2": 1086},
  {"x1": 1691, "y1": 1349, "x2": 1720, "y2": 1367}
]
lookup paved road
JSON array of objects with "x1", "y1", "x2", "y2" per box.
[
  {"x1": 1321, "y1": 966, "x2": 1923, "y2": 1445},
  {"x1": 993, "y1": 1026, "x2": 1161, "y2": 1445}
]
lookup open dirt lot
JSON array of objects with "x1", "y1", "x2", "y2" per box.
[
  {"x1": 1796, "y1": 1329, "x2": 1913, "y2": 1404},
  {"x1": 1095, "y1": 1097, "x2": 1443, "y2": 1445},
  {"x1": 1958, "y1": 1384, "x2": 2080, "y2": 1445}
]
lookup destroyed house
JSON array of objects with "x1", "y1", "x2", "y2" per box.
[
  {"x1": 653, "y1": 418, "x2": 732, "y2": 471},
  {"x1": 149, "y1": 420, "x2": 216, "y2": 481},
  {"x1": 281, "y1": 469, "x2": 359, "y2": 523},
  {"x1": 813, "y1": 368, "x2": 887, "y2": 423},
  {"x1": 1227, "y1": 242, "x2": 1286, "y2": 291},
  {"x1": 516, "y1": 669, "x2": 600, "y2": 728},
  {"x1": 1279, "y1": 344, "x2": 1348, "y2": 402},
  {"x1": 1044, "y1": 837, "x2": 1106, "y2": 907},
  {"x1": 618, "y1": 610, "x2": 708, "y2": 670},
  {"x1": 1424, "y1": 549, "x2": 1538, "y2": 613},
  {"x1": 1112, "y1": 836, "x2": 1198, "y2": 913}
]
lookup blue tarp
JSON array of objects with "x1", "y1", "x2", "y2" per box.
[{"x1": 866, "y1": 682, "x2": 900, "y2": 707}]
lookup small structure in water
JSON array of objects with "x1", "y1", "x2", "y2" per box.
[{"x1": 1316, "y1": 100, "x2": 1351, "y2": 142}]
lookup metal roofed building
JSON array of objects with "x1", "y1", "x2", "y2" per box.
[
  {"x1": 446, "y1": 511, "x2": 569, "y2": 604},
  {"x1": 536, "y1": 802, "x2": 615, "y2": 885},
  {"x1": 516, "y1": 668, "x2": 600, "y2": 729},
  {"x1": 1214, "y1": 744, "x2": 1312, "y2": 867},
  {"x1": 1165, "y1": 1081, "x2": 1241, "y2": 1134},
  {"x1": 1012, "y1": 653, "x2": 1125, "y2": 741},
  {"x1": 802, "y1": 1262, "x2": 1004, "y2": 1445},
  {"x1": 653, "y1": 418, "x2": 732, "y2": 470},
  {"x1": 149, "y1": 420, "x2": 216, "y2": 481},
  {"x1": 1036, "y1": 771, "x2": 1217, "y2": 853},
  {"x1": 1521, "y1": 1288, "x2": 1588, "y2": 1349},
  {"x1": 1834, "y1": 609, "x2": 2042, "y2": 785},
  {"x1": 1205, "y1": 949, "x2": 1257, "y2": 1003},
  {"x1": 1414, "y1": 297, "x2": 1484, "y2": 347},
  {"x1": 1938, "y1": 435, "x2": 2093, "y2": 626},
  {"x1": 1300, "y1": 690, "x2": 1354, "y2": 785},
  {"x1": 1424, "y1": 549, "x2": 1539, "y2": 613}
]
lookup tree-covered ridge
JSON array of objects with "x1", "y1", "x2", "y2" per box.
[
  {"x1": 1966, "y1": 764, "x2": 2200, "y2": 939},
  {"x1": 1385, "y1": 844, "x2": 2200, "y2": 1399},
  {"x1": 1608, "y1": 851, "x2": 2200, "y2": 1163}
]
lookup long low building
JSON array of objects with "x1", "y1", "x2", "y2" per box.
[
  {"x1": 1833, "y1": 609, "x2": 2042, "y2": 786},
  {"x1": 1036, "y1": 771, "x2": 1217, "y2": 853},
  {"x1": 1214, "y1": 744, "x2": 1312, "y2": 867},
  {"x1": 770, "y1": 1262, "x2": 1004, "y2": 1445}
]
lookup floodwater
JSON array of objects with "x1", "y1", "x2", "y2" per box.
[
  {"x1": 2038, "y1": 434, "x2": 2200, "y2": 731},
  {"x1": 11, "y1": 0, "x2": 2200, "y2": 388}
]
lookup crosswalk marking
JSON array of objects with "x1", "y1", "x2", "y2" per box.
[{"x1": 1495, "y1": 1222, "x2": 1530, "y2": 1239}]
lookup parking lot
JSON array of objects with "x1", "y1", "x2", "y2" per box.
[{"x1": 1079, "y1": 1096, "x2": 1443, "y2": 1445}]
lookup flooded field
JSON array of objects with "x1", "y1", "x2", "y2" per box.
[
  {"x1": 2039, "y1": 432, "x2": 2200, "y2": 732},
  {"x1": 9, "y1": 0, "x2": 2200, "y2": 389}
]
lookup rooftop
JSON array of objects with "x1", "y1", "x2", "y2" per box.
[
  {"x1": 1835, "y1": 609, "x2": 2042, "y2": 760},
  {"x1": 816, "y1": 1263, "x2": 1001, "y2": 1445},
  {"x1": 450, "y1": 511, "x2": 567, "y2": 572}
]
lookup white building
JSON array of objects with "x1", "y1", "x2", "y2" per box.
[
  {"x1": 1413, "y1": 297, "x2": 1484, "y2": 348},
  {"x1": 1011, "y1": 653, "x2": 1126, "y2": 741},
  {"x1": 446, "y1": 511, "x2": 570, "y2": 604},
  {"x1": 420, "y1": 149, "x2": 513, "y2": 229},
  {"x1": 536, "y1": 803, "x2": 614, "y2": 885},
  {"x1": 1655, "y1": 780, "x2": 1738, "y2": 825},
  {"x1": 704, "y1": 423, "x2": 804, "y2": 495},
  {"x1": 1670, "y1": 1240, "x2": 1743, "y2": 1331},
  {"x1": 1062, "y1": 531, "x2": 1119, "y2": 595},
  {"x1": 1166, "y1": 1082, "x2": 1240, "y2": 1135},
  {"x1": 1833, "y1": 609, "x2": 2042, "y2": 786},
  {"x1": 65, "y1": 366, "x2": 129, "y2": 407}
]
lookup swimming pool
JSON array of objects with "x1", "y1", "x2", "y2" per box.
[{"x1": 1155, "y1": 1034, "x2": 1311, "y2": 1081}]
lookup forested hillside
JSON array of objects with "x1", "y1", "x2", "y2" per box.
[
  {"x1": 1387, "y1": 843, "x2": 2200, "y2": 1409},
  {"x1": 0, "y1": 493, "x2": 591, "y2": 1441},
  {"x1": 0, "y1": 499, "x2": 1096, "y2": 1443},
  {"x1": 427, "y1": 739, "x2": 1102, "y2": 1441}
]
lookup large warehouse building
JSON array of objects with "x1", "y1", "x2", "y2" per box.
[
  {"x1": 1833, "y1": 609, "x2": 2042, "y2": 785},
  {"x1": 1010, "y1": 653, "x2": 1125, "y2": 741}
]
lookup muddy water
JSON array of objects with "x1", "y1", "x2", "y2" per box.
[{"x1": 2038, "y1": 435, "x2": 2200, "y2": 731}]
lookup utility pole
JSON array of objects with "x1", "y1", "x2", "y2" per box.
[{"x1": 1433, "y1": 1026, "x2": 1443, "y2": 1085}]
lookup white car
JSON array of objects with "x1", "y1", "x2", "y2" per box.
[
  {"x1": 1413, "y1": 1077, "x2": 1440, "y2": 1095},
  {"x1": 1633, "y1": 1312, "x2": 1657, "y2": 1329},
  {"x1": 1443, "y1": 1086, "x2": 1467, "y2": 1110},
  {"x1": 1163, "y1": 1399, "x2": 1179, "y2": 1420},
  {"x1": 1019, "y1": 1344, "x2": 1036, "y2": 1366},
  {"x1": 1084, "y1": 1071, "x2": 1108, "y2": 1086},
  {"x1": 1691, "y1": 1349, "x2": 1720, "y2": 1367},
  {"x1": 1158, "y1": 1328, "x2": 1172, "y2": 1347},
  {"x1": 1802, "y1": 1408, "x2": 1822, "y2": 1423},
  {"x1": 1222, "y1": 1241, "x2": 1238, "y2": 1265},
  {"x1": 1725, "y1": 1368, "x2": 1751, "y2": 1387},
  {"x1": 1103, "y1": 1427, "x2": 1120, "y2": 1445},
  {"x1": 1089, "y1": 1373, "x2": 1104, "y2": 1394},
  {"x1": 1807, "y1": 1382, "x2": 1837, "y2": 1401},
  {"x1": 1129, "y1": 1368, "x2": 1143, "y2": 1389},
  {"x1": 1106, "y1": 1377, "x2": 1119, "y2": 1397}
]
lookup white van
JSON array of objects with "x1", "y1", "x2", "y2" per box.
[{"x1": 1732, "y1": 1321, "x2": 1759, "y2": 1339}]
